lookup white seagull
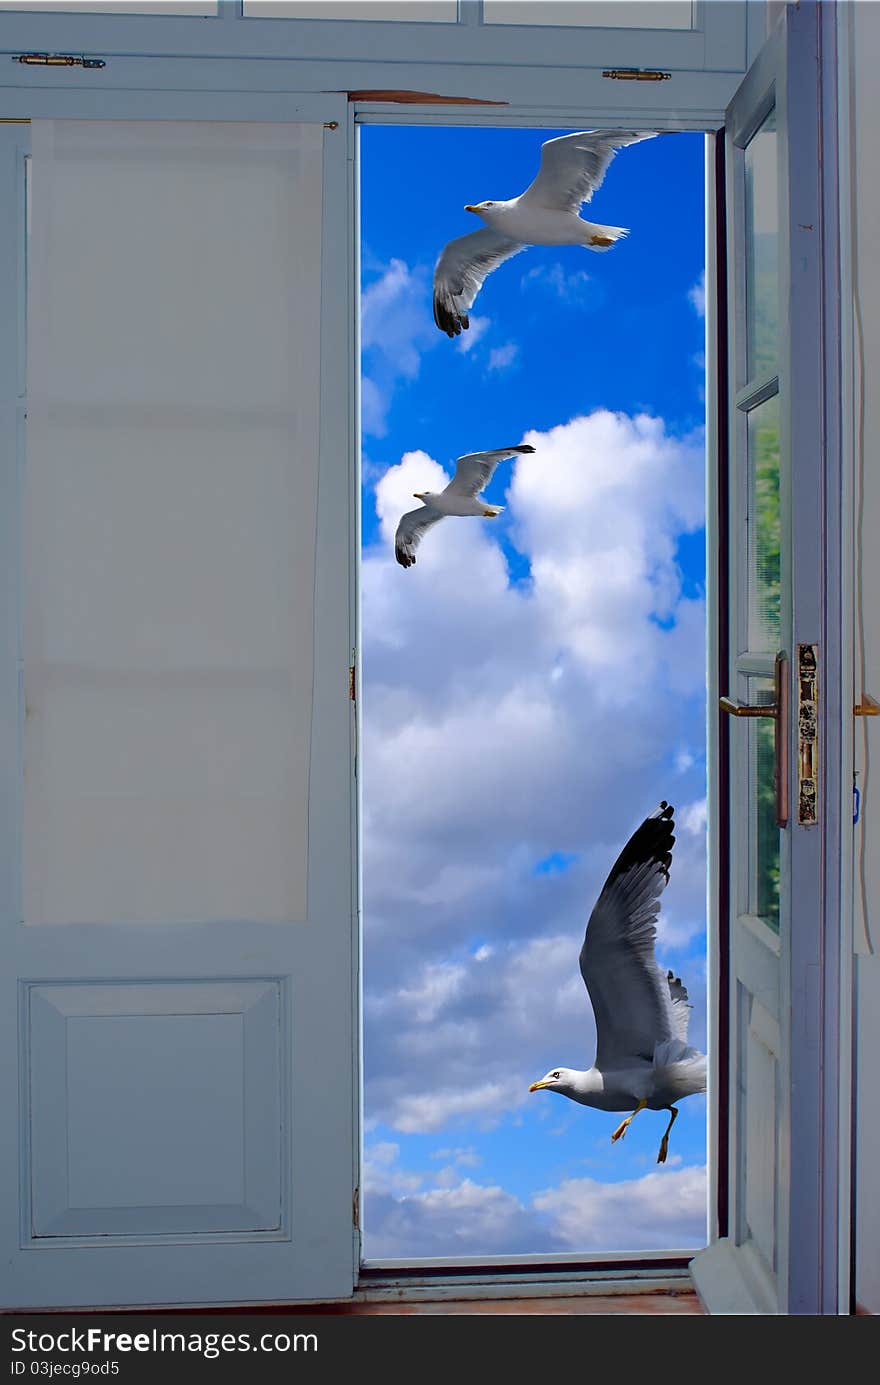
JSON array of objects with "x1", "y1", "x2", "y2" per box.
[
  {"x1": 529, "y1": 802, "x2": 706, "y2": 1165},
  {"x1": 394, "y1": 443, "x2": 535, "y2": 569},
  {"x1": 433, "y1": 128, "x2": 658, "y2": 337}
]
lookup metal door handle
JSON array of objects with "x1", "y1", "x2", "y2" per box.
[
  {"x1": 718, "y1": 698, "x2": 776, "y2": 718},
  {"x1": 720, "y1": 651, "x2": 789, "y2": 828}
]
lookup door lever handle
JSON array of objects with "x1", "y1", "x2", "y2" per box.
[
  {"x1": 718, "y1": 697, "x2": 776, "y2": 718},
  {"x1": 719, "y1": 651, "x2": 789, "y2": 828}
]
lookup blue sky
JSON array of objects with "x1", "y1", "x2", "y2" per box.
[{"x1": 360, "y1": 125, "x2": 708, "y2": 1258}]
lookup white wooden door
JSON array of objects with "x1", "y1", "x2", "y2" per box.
[
  {"x1": 693, "y1": 1, "x2": 843, "y2": 1314},
  {"x1": 0, "y1": 105, "x2": 357, "y2": 1309}
]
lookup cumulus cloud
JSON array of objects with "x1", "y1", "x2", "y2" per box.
[
  {"x1": 533, "y1": 1165, "x2": 708, "y2": 1251},
  {"x1": 363, "y1": 1147, "x2": 708, "y2": 1258},
  {"x1": 487, "y1": 341, "x2": 519, "y2": 372},
  {"x1": 689, "y1": 269, "x2": 706, "y2": 317},
  {"x1": 361, "y1": 259, "x2": 439, "y2": 436},
  {"x1": 363, "y1": 407, "x2": 707, "y2": 1160}
]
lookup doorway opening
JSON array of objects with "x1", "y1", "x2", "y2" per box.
[{"x1": 359, "y1": 122, "x2": 709, "y2": 1263}]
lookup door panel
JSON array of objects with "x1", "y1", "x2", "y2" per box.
[
  {"x1": 693, "y1": 2, "x2": 840, "y2": 1314},
  {"x1": 0, "y1": 110, "x2": 356, "y2": 1307}
]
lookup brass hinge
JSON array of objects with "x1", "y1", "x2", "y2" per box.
[
  {"x1": 855, "y1": 694, "x2": 880, "y2": 716},
  {"x1": 349, "y1": 665, "x2": 356, "y2": 702},
  {"x1": 602, "y1": 68, "x2": 672, "y2": 81},
  {"x1": 13, "y1": 53, "x2": 106, "y2": 69},
  {"x1": 352, "y1": 1186, "x2": 359, "y2": 1230}
]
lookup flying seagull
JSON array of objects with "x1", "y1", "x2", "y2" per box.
[
  {"x1": 529, "y1": 802, "x2": 706, "y2": 1165},
  {"x1": 433, "y1": 129, "x2": 658, "y2": 337},
  {"x1": 394, "y1": 443, "x2": 535, "y2": 569}
]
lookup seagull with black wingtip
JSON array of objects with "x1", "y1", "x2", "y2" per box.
[
  {"x1": 529, "y1": 802, "x2": 706, "y2": 1165},
  {"x1": 433, "y1": 128, "x2": 659, "y2": 337}
]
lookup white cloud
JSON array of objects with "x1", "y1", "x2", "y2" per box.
[
  {"x1": 431, "y1": 1146, "x2": 481, "y2": 1167},
  {"x1": 487, "y1": 341, "x2": 519, "y2": 372},
  {"x1": 362, "y1": 1147, "x2": 708, "y2": 1258},
  {"x1": 521, "y1": 262, "x2": 604, "y2": 310},
  {"x1": 360, "y1": 259, "x2": 439, "y2": 437},
  {"x1": 362, "y1": 1141, "x2": 424, "y2": 1198},
  {"x1": 689, "y1": 269, "x2": 706, "y2": 318},
  {"x1": 534, "y1": 1165, "x2": 708, "y2": 1251},
  {"x1": 455, "y1": 315, "x2": 491, "y2": 355},
  {"x1": 363, "y1": 409, "x2": 708, "y2": 1140},
  {"x1": 390, "y1": 1081, "x2": 524, "y2": 1136},
  {"x1": 365, "y1": 1178, "x2": 542, "y2": 1259},
  {"x1": 680, "y1": 798, "x2": 708, "y2": 836}
]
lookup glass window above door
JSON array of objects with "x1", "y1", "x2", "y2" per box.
[
  {"x1": 244, "y1": 1, "x2": 456, "y2": 17},
  {"x1": 483, "y1": 1, "x2": 694, "y2": 28}
]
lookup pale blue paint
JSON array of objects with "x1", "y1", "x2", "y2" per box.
[{"x1": 0, "y1": 0, "x2": 757, "y2": 1309}]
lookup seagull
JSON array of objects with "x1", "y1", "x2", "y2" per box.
[
  {"x1": 529, "y1": 802, "x2": 706, "y2": 1165},
  {"x1": 433, "y1": 128, "x2": 659, "y2": 337},
  {"x1": 394, "y1": 443, "x2": 535, "y2": 569}
]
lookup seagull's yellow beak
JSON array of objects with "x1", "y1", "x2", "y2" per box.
[
  {"x1": 529, "y1": 1080, "x2": 551, "y2": 1093},
  {"x1": 464, "y1": 204, "x2": 478, "y2": 213},
  {"x1": 413, "y1": 492, "x2": 424, "y2": 499}
]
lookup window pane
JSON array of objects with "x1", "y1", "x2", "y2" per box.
[
  {"x1": 244, "y1": 1, "x2": 457, "y2": 18},
  {"x1": 746, "y1": 392, "x2": 780, "y2": 653},
  {"x1": 484, "y1": 0, "x2": 694, "y2": 27},
  {"x1": 748, "y1": 677, "x2": 780, "y2": 933},
  {"x1": 0, "y1": 2, "x2": 216, "y2": 12},
  {"x1": 744, "y1": 107, "x2": 778, "y2": 380}
]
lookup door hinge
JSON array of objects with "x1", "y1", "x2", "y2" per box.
[
  {"x1": 352, "y1": 1186, "x2": 359, "y2": 1230},
  {"x1": 602, "y1": 68, "x2": 671, "y2": 81},
  {"x1": 349, "y1": 665, "x2": 356, "y2": 702},
  {"x1": 13, "y1": 53, "x2": 106, "y2": 69}
]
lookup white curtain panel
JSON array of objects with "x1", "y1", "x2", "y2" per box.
[{"x1": 23, "y1": 121, "x2": 323, "y2": 924}]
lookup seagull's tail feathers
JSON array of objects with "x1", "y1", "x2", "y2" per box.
[
  {"x1": 581, "y1": 221, "x2": 629, "y2": 252},
  {"x1": 653, "y1": 1040, "x2": 707, "y2": 1097}
]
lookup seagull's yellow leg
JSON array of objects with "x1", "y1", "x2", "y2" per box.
[
  {"x1": 590, "y1": 235, "x2": 615, "y2": 247},
  {"x1": 611, "y1": 1099, "x2": 648, "y2": 1144},
  {"x1": 657, "y1": 1106, "x2": 679, "y2": 1164}
]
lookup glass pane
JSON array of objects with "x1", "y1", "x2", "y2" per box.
[
  {"x1": 484, "y1": 1, "x2": 693, "y2": 26},
  {"x1": 749, "y1": 677, "x2": 780, "y2": 932},
  {"x1": 23, "y1": 122, "x2": 323, "y2": 925},
  {"x1": 744, "y1": 107, "x2": 778, "y2": 380},
  {"x1": 747, "y1": 392, "x2": 781, "y2": 653},
  {"x1": 0, "y1": 2, "x2": 216, "y2": 11},
  {"x1": 244, "y1": 1, "x2": 457, "y2": 18}
]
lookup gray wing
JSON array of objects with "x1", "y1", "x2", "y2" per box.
[
  {"x1": 665, "y1": 969, "x2": 692, "y2": 1043},
  {"x1": 433, "y1": 228, "x2": 526, "y2": 337},
  {"x1": 445, "y1": 443, "x2": 536, "y2": 500},
  {"x1": 579, "y1": 801, "x2": 680, "y2": 1071},
  {"x1": 394, "y1": 505, "x2": 445, "y2": 569},
  {"x1": 518, "y1": 129, "x2": 658, "y2": 214}
]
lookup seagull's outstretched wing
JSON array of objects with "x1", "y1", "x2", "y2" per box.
[
  {"x1": 394, "y1": 505, "x2": 445, "y2": 569},
  {"x1": 433, "y1": 228, "x2": 526, "y2": 337},
  {"x1": 445, "y1": 443, "x2": 536, "y2": 500},
  {"x1": 519, "y1": 129, "x2": 658, "y2": 215},
  {"x1": 579, "y1": 801, "x2": 681, "y2": 1071}
]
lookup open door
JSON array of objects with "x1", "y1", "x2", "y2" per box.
[
  {"x1": 693, "y1": 1, "x2": 844, "y2": 1314},
  {"x1": 0, "y1": 107, "x2": 357, "y2": 1308}
]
